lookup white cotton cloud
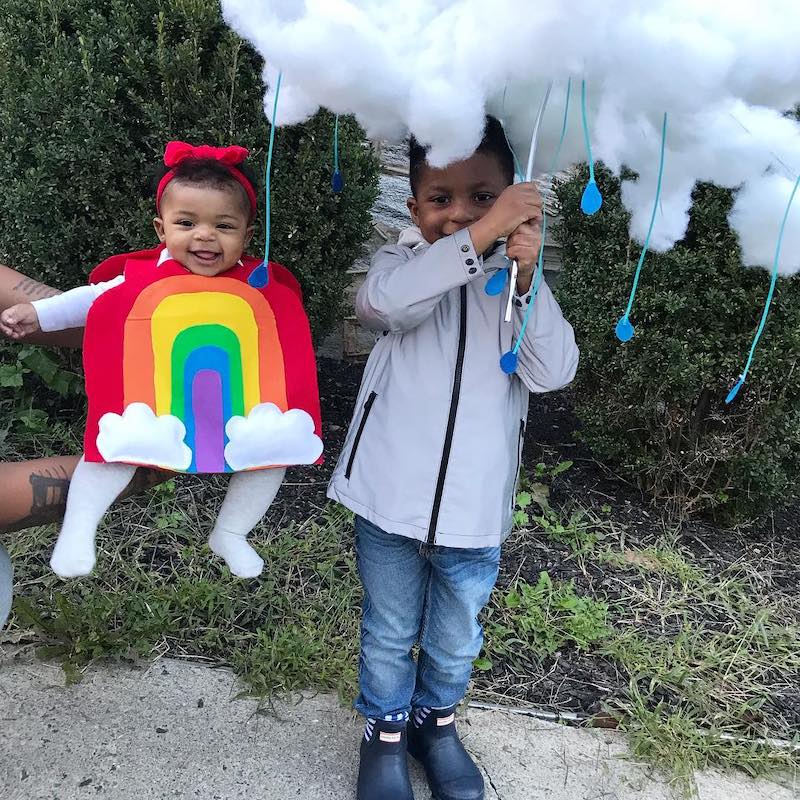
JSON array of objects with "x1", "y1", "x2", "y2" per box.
[
  {"x1": 222, "y1": 0, "x2": 800, "y2": 272},
  {"x1": 97, "y1": 403, "x2": 192, "y2": 471},
  {"x1": 224, "y1": 403, "x2": 323, "y2": 470},
  {"x1": 730, "y1": 174, "x2": 800, "y2": 274}
]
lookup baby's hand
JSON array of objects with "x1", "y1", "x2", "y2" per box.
[{"x1": 0, "y1": 303, "x2": 41, "y2": 339}]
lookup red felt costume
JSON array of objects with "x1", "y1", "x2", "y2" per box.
[{"x1": 81, "y1": 250, "x2": 321, "y2": 473}]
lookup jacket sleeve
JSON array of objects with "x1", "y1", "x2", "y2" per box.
[
  {"x1": 31, "y1": 275, "x2": 125, "y2": 332},
  {"x1": 356, "y1": 228, "x2": 486, "y2": 333},
  {"x1": 511, "y1": 280, "x2": 579, "y2": 393}
]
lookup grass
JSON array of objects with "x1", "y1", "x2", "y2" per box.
[
  {"x1": 8, "y1": 480, "x2": 362, "y2": 699},
  {"x1": 486, "y1": 466, "x2": 800, "y2": 789},
  {"x1": 4, "y1": 459, "x2": 799, "y2": 792}
]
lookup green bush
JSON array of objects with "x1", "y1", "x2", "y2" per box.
[
  {"x1": 555, "y1": 166, "x2": 800, "y2": 520},
  {"x1": 0, "y1": 0, "x2": 378, "y2": 339}
]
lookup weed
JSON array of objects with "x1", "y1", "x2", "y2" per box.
[{"x1": 486, "y1": 571, "x2": 610, "y2": 658}]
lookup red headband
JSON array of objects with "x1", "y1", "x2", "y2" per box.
[{"x1": 156, "y1": 141, "x2": 257, "y2": 215}]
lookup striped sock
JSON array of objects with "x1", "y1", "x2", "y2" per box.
[
  {"x1": 413, "y1": 707, "x2": 432, "y2": 727},
  {"x1": 363, "y1": 711, "x2": 409, "y2": 741}
]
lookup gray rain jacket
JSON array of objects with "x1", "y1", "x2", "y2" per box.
[{"x1": 327, "y1": 226, "x2": 579, "y2": 548}]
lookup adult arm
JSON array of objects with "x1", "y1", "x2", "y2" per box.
[
  {"x1": 0, "y1": 263, "x2": 83, "y2": 347},
  {"x1": 0, "y1": 456, "x2": 171, "y2": 534}
]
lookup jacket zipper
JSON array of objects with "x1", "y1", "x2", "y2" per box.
[
  {"x1": 345, "y1": 391, "x2": 377, "y2": 479},
  {"x1": 426, "y1": 286, "x2": 468, "y2": 546}
]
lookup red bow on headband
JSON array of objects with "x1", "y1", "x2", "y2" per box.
[
  {"x1": 164, "y1": 141, "x2": 250, "y2": 168},
  {"x1": 156, "y1": 140, "x2": 257, "y2": 214}
]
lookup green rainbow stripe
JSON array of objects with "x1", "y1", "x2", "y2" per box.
[{"x1": 170, "y1": 325, "x2": 245, "y2": 419}]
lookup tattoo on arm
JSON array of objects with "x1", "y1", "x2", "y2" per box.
[
  {"x1": 4, "y1": 464, "x2": 167, "y2": 533},
  {"x1": 12, "y1": 277, "x2": 61, "y2": 300},
  {"x1": 23, "y1": 465, "x2": 71, "y2": 528}
]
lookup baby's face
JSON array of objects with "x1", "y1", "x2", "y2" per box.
[
  {"x1": 154, "y1": 182, "x2": 253, "y2": 277},
  {"x1": 407, "y1": 152, "x2": 510, "y2": 245}
]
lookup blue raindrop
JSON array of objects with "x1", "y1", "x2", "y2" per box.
[
  {"x1": 581, "y1": 179, "x2": 603, "y2": 215},
  {"x1": 485, "y1": 268, "x2": 509, "y2": 296},
  {"x1": 500, "y1": 351, "x2": 518, "y2": 374},
  {"x1": 725, "y1": 378, "x2": 744, "y2": 405},
  {"x1": 248, "y1": 262, "x2": 269, "y2": 288},
  {"x1": 615, "y1": 316, "x2": 634, "y2": 342}
]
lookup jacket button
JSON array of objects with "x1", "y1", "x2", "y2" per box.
[
  {"x1": 526, "y1": 296, "x2": 531, "y2": 304},
  {"x1": 514, "y1": 298, "x2": 522, "y2": 307},
  {"x1": 468, "y1": 267, "x2": 477, "y2": 274},
  {"x1": 465, "y1": 258, "x2": 474, "y2": 265},
  {"x1": 461, "y1": 244, "x2": 470, "y2": 252}
]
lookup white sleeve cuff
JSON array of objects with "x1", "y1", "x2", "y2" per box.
[{"x1": 31, "y1": 275, "x2": 124, "y2": 332}]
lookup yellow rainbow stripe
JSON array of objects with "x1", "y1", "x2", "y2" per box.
[
  {"x1": 152, "y1": 292, "x2": 259, "y2": 414},
  {"x1": 122, "y1": 275, "x2": 288, "y2": 414}
]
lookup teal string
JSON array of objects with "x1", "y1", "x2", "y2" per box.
[
  {"x1": 736, "y1": 173, "x2": 800, "y2": 383},
  {"x1": 333, "y1": 114, "x2": 340, "y2": 172},
  {"x1": 511, "y1": 148, "x2": 524, "y2": 183},
  {"x1": 512, "y1": 78, "x2": 572, "y2": 354},
  {"x1": 580, "y1": 79, "x2": 595, "y2": 183},
  {"x1": 622, "y1": 112, "x2": 668, "y2": 321},
  {"x1": 263, "y1": 70, "x2": 282, "y2": 267}
]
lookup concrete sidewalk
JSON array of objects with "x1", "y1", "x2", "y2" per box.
[{"x1": 0, "y1": 647, "x2": 795, "y2": 800}]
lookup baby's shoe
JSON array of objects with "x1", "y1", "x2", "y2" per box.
[
  {"x1": 357, "y1": 717, "x2": 414, "y2": 800},
  {"x1": 407, "y1": 706, "x2": 484, "y2": 800}
]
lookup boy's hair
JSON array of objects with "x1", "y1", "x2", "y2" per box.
[
  {"x1": 408, "y1": 115, "x2": 515, "y2": 196},
  {"x1": 148, "y1": 158, "x2": 258, "y2": 219}
]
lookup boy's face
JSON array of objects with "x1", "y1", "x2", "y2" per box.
[
  {"x1": 407, "y1": 152, "x2": 511, "y2": 245},
  {"x1": 153, "y1": 182, "x2": 253, "y2": 277}
]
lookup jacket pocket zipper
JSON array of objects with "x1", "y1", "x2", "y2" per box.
[
  {"x1": 345, "y1": 391, "x2": 377, "y2": 479},
  {"x1": 512, "y1": 419, "x2": 525, "y2": 508}
]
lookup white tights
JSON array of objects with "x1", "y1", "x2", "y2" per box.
[{"x1": 49, "y1": 458, "x2": 285, "y2": 579}]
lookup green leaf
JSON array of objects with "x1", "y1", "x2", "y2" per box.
[
  {"x1": 0, "y1": 364, "x2": 24, "y2": 387},
  {"x1": 516, "y1": 491, "x2": 532, "y2": 509}
]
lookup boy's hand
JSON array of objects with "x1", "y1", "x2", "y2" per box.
[
  {"x1": 0, "y1": 303, "x2": 41, "y2": 339},
  {"x1": 469, "y1": 182, "x2": 543, "y2": 254},
  {"x1": 507, "y1": 220, "x2": 543, "y2": 295}
]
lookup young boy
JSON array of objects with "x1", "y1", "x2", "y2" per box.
[{"x1": 327, "y1": 116, "x2": 579, "y2": 800}]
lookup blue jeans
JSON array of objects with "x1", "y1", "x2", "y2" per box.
[{"x1": 354, "y1": 515, "x2": 501, "y2": 719}]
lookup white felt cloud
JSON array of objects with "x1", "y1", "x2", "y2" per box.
[
  {"x1": 97, "y1": 403, "x2": 192, "y2": 471},
  {"x1": 224, "y1": 403, "x2": 323, "y2": 470},
  {"x1": 222, "y1": 0, "x2": 800, "y2": 271}
]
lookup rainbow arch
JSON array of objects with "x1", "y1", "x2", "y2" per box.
[{"x1": 121, "y1": 275, "x2": 288, "y2": 472}]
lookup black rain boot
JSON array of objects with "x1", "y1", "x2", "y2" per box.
[
  {"x1": 357, "y1": 717, "x2": 415, "y2": 800},
  {"x1": 407, "y1": 706, "x2": 484, "y2": 800}
]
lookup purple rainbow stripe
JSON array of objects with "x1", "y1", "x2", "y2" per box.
[{"x1": 192, "y1": 369, "x2": 225, "y2": 472}]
